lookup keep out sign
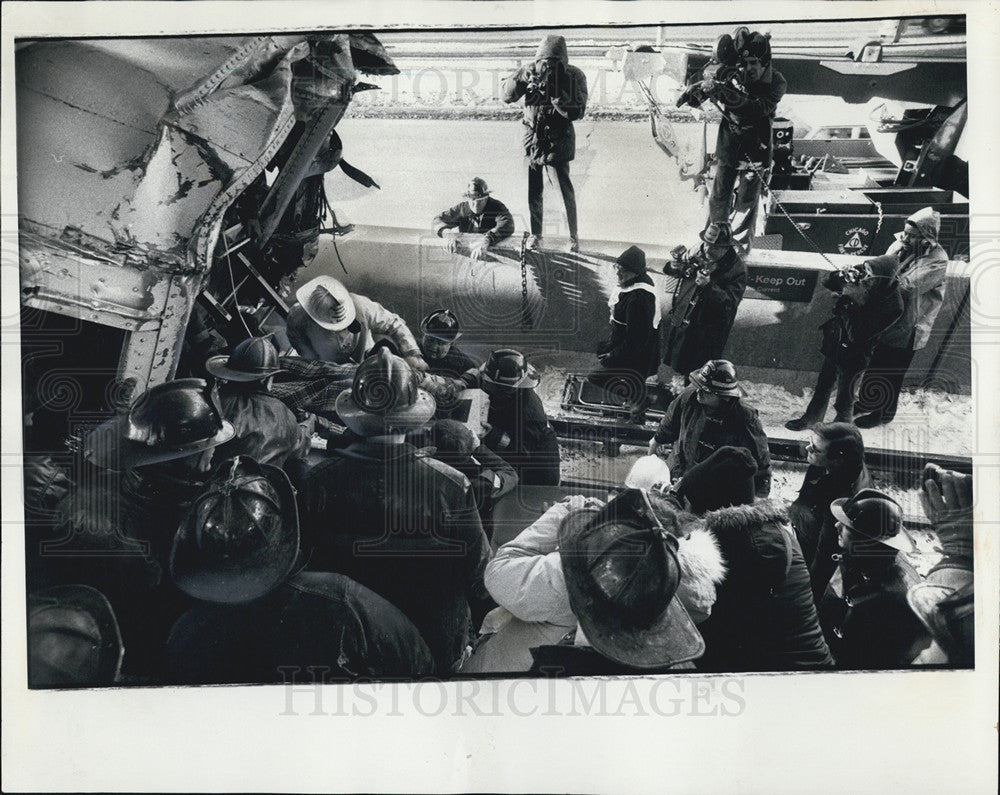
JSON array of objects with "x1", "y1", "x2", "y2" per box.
[{"x1": 745, "y1": 267, "x2": 819, "y2": 302}]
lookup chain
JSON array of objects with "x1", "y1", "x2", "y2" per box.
[
  {"x1": 716, "y1": 101, "x2": 842, "y2": 271},
  {"x1": 519, "y1": 231, "x2": 532, "y2": 330},
  {"x1": 873, "y1": 200, "x2": 884, "y2": 238}
]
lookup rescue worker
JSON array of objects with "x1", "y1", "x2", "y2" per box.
[
  {"x1": 854, "y1": 207, "x2": 949, "y2": 428},
  {"x1": 463, "y1": 490, "x2": 725, "y2": 675},
  {"x1": 502, "y1": 34, "x2": 588, "y2": 252},
  {"x1": 649, "y1": 360, "x2": 772, "y2": 498},
  {"x1": 662, "y1": 222, "x2": 747, "y2": 380},
  {"x1": 587, "y1": 245, "x2": 661, "y2": 422},
  {"x1": 432, "y1": 177, "x2": 515, "y2": 260},
  {"x1": 167, "y1": 457, "x2": 435, "y2": 683},
  {"x1": 465, "y1": 349, "x2": 561, "y2": 486},
  {"x1": 677, "y1": 28, "x2": 786, "y2": 229},
  {"x1": 786, "y1": 255, "x2": 904, "y2": 430},
  {"x1": 286, "y1": 274, "x2": 427, "y2": 373},
  {"x1": 787, "y1": 422, "x2": 871, "y2": 602},
  {"x1": 205, "y1": 336, "x2": 311, "y2": 470},
  {"x1": 423, "y1": 419, "x2": 517, "y2": 535},
  {"x1": 40, "y1": 379, "x2": 236, "y2": 676},
  {"x1": 299, "y1": 348, "x2": 492, "y2": 673},
  {"x1": 416, "y1": 309, "x2": 479, "y2": 411},
  {"x1": 818, "y1": 489, "x2": 930, "y2": 669}
]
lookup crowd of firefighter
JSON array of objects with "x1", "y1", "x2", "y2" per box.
[{"x1": 23, "y1": 31, "x2": 973, "y2": 685}]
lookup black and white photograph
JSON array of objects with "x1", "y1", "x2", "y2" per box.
[{"x1": 3, "y1": 1, "x2": 997, "y2": 792}]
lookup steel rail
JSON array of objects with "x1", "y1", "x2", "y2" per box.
[{"x1": 550, "y1": 416, "x2": 973, "y2": 483}]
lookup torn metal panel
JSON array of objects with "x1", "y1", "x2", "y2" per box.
[
  {"x1": 19, "y1": 229, "x2": 192, "y2": 331},
  {"x1": 17, "y1": 33, "x2": 383, "y2": 386}
]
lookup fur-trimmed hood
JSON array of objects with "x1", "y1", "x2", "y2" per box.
[
  {"x1": 675, "y1": 524, "x2": 727, "y2": 624},
  {"x1": 702, "y1": 500, "x2": 796, "y2": 588}
]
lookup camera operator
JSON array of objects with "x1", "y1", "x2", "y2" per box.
[
  {"x1": 786, "y1": 256, "x2": 904, "y2": 430},
  {"x1": 677, "y1": 28, "x2": 786, "y2": 230},
  {"x1": 502, "y1": 34, "x2": 588, "y2": 252},
  {"x1": 662, "y1": 222, "x2": 747, "y2": 381}
]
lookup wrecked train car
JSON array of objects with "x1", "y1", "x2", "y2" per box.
[{"x1": 17, "y1": 33, "x2": 394, "y2": 449}]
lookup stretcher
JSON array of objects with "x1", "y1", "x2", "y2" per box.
[{"x1": 560, "y1": 373, "x2": 677, "y2": 423}]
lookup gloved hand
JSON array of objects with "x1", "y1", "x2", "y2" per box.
[
  {"x1": 468, "y1": 235, "x2": 490, "y2": 261},
  {"x1": 920, "y1": 464, "x2": 973, "y2": 563},
  {"x1": 695, "y1": 268, "x2": 711, "y2": 287},
  {"x1": 558, "y1": 494, "x2": 606, "y2": 512}
]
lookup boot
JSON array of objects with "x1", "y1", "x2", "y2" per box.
[
  {"x1": 853, "y1": 411, "x2": 885, "y2": 429},
  {"x1": 568, "y1": 236, "x2": 580, "y2": 253},
  {"x1": 785, "y1": 415, "x2": 820, "y2": 432}
]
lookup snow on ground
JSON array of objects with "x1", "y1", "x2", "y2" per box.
[{"x1": 535, "y1": 354, "x2": 973, "y2": 458}]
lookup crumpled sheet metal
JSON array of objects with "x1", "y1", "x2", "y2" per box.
[{"x1": 17, "y1": 36, "x2": 313, "y2": 264}]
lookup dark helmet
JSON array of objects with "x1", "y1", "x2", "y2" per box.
[
  {"x1": 463, "y1": 177, "x2": 490, "y2": 200},
  {"x1": 558, "y1": 489, "x2": 704, "y2": 668},
  {"x1": 480, "y1": 349, "x2": 540, "y2": 389},
  {"x1": 689, "y1": 360, "x2": 742, "y2": 397},
  {"x1": 335, "y1": 348, "x2": 436, "y2": 436},
  {"x1": 830, "y1": 488, "x2": 912, "y2": 552},
  {"x1": 420, "y1": 309, "x2": 462, "y2": 342},
  {"x1": 205, "y1": 336, "x2": 282, "y2": 382},
  {"x1": 27, "y1": 585, "x2": 124, "y2": 687},
  {"x1": 84, "y1": 378, "x2": 235, "y2": 470},
  {"x1": 170, "y1": 456, "x2": 300, "y2": 604}
]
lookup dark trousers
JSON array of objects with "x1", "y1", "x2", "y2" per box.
[
  {"x1": 855, "y1": 340, "x2": 916, "y2": 421},
  {"x1": 708, "y1": 161, "x2": 740, "y2": 225},
  {"x1": 528, "y1": 161, "x2": 577, "y2": 238},
  {"x1": 802, "y1": 356, "x2": 865, "y2": 423}
]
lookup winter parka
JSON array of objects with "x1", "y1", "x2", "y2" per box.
[
  {"x1": 502, "y1": 35, "x2": 588, "y2": 165},
  {"x1": 696, "y1": 501, "x2": 835, "y2": 672}
]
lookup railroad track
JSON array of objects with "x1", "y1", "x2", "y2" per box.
[{"x1": 550, "y1": 416, "x2": 972, "y2": 486}]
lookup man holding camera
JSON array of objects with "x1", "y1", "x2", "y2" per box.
[
  {"x1": 853, "y1": 208, "x2": 949, "y2": 428},
  {"x1": 786, "y1": 256, "x2": 904, "y2": 430},
  {"x1": 662, "y1": 222, "x2": 747, "y2": 381},
  {"x1": 678, "y1": 28, "x2": 786, "y2": 230},
  {"x1": 503, "y1": 34, "x2": 588, "y2": 252}
]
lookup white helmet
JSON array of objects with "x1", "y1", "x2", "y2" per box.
[{"x1": 625, "y1": 455, "x2": 671, "y2": 491}]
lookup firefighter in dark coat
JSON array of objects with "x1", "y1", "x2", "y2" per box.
[
  {"x1": 299, "y1": 349, "x2": 492, "y2": 673},
  {"x1": 678, "y1": 28, "x2": 786, "y2": 228},
  {"x1": 205, "y1": 336, "x2": 310, "y2": 471},
  {"x1": 465, "y1": 349, "x2": 561, "y2": 486},
  {"x1": 432, "y1": 177, "x2": 515, "y2": 260},
  {"x1": 417, "y1": 309, "x2": 479, "y2": 413},
  {"x1": 649, "y1": 360, "x2": 771, "y2": 498},
  {"x1": 167, "y1": 457, "x2": 435, "y2": 683},
  {"x1": 786, "y1": 255, "x2": 904, "y2": 430},
  {"x1": 36, "y1": 379, "x2": 237, "y2": 677},
  {"x1": 662, "y1": 223, "x2": 747, "y2": 379},
  {"x1": 818, "y1": 490, "x2": 931, "y2": 669},
  {"x1": 587, "y1": 245, "x2": 661, "y2": 420}
]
